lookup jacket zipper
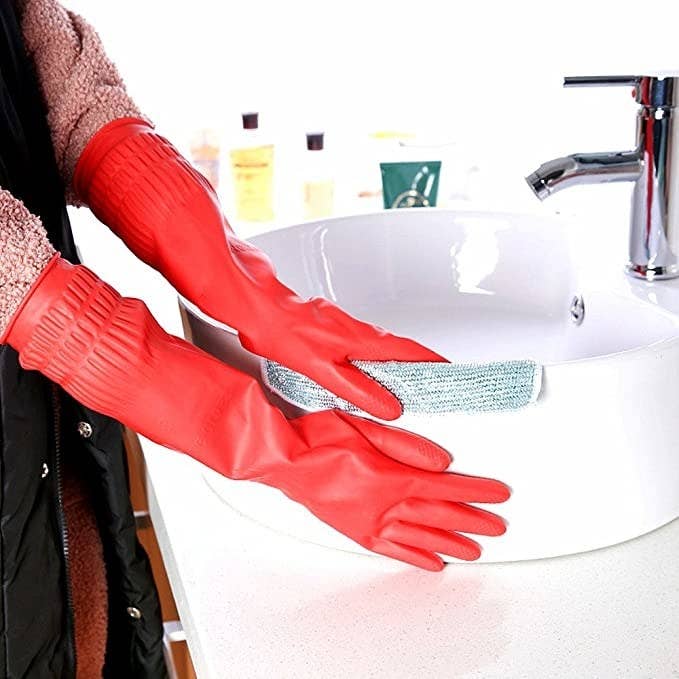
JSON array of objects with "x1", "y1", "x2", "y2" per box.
[{"x1": 50, "y1": 382, "x2": 77, "y2": 673}]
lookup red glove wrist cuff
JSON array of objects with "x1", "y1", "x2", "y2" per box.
[
  {"x1": 3, "y1": 256, "x2": 143, "y2": 414},
  {"x1": 0, "y1": 252, "x2": 62, "y2": 346},
  {"x1": 73, "y1": 117, "x2": 155, "y2": 202}
]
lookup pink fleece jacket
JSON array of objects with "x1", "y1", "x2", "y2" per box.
[
  {"x1": 16, "y1": 0, "x2": 146, "y2": 204},
  {"x1": 0, "y1": 189, "x2": 56, "y2": 334}
]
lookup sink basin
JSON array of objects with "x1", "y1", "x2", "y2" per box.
[{"x1": 181, "y1": 209, "x2": 679, "y2": 563}]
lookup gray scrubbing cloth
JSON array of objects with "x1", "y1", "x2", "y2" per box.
[{"x1": 262, "y1": 359, "x2": 543, "y2": 416}]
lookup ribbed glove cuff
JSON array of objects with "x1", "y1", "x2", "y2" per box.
[{"x1": 5, "y1": 255, "x2": 159, "y2": 414}]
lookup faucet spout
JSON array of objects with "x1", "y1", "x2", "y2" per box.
[
  {"x1": 525, "y1": 151, "x2": 642, "y2": 200},
  {"x1": 528, "y1": 74, "x2": 679, "y2": 279}
]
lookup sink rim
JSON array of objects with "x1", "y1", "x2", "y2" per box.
[
  {"x1": 181, "y1": 291, "x2": 679, "y2": 374},
  {"x1": 186, "y1": 207, "x2": 679, "y2": 370}
]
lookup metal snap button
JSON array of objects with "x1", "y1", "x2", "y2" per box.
[
  {"x1": 41, "y1": 463, "x2": 49, "y2": 479},
  {"x1": 77, "y1": 421, "x2": 93, "y2": 439},
  {"x1": 126, "y1": 606, "x2": 142, "y2": 620}
]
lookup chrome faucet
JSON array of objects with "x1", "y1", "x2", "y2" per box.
[{"x1": 526, "y1": 75, "x2": 679, "y2": 280}]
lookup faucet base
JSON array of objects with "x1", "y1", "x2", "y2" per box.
[{"x1": 626, "y1": 263, "x2": 679, "y2": 281}]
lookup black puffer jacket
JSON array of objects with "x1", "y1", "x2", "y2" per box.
[{"x1": 0, "y1": 3, "x2": 167, "y2": 677}]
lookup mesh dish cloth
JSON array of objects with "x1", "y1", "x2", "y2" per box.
[{"x1": 262, "y1": 359, "x2": 543, "y2": 416}]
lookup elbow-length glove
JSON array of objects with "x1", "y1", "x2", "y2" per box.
[
  {"x1": 72, "y1": 118, "x2": 445, "y2": 421},
  {"x1": 0, "y1": 250, "x2": 509, "y2": 571}
]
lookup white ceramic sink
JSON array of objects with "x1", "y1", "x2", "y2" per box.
[{"x1": 181, "y1": 209, "x2": 679, "y2": 563}]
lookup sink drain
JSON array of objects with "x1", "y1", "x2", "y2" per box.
[{"x1": 570, "y1": 295, "x2": 585, "y2": 325}]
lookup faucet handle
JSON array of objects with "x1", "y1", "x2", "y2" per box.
[
  {"x1": 563, "y1": 75, "x2": 679, "y2": 107},
  {"x1": 563, "y1": 75, "x2": 639, "y2": 88}
]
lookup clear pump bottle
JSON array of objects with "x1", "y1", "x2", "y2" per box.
[
  {"x1": 302, "y1": 132, "x2": 334, "y2": 220},
  {"x1": 190, "y1": 128, "x2": 221, "y2": 190}
]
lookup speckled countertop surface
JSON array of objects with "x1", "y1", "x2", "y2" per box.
[
  {"x1": 142, "y1": 438, "x2": 679, "y2": 679},
  {"x1": 127, "y1": 200, "x2": 679, "y2": 679}
]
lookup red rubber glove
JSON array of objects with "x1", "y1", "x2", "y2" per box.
[
  {"x1": 72, "y1": 118, "x2": 446, "y2": 421},
  {"x1": 0, "y1": 254, "x2": 509, "y2": 570}
]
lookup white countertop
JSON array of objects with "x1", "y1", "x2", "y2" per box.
[
  {"x1": 142, "y1": 439, "x2": 679, "y2": 679},
  {"x1": 68, "y1": 196, "x2": 679, "y2": 679}
]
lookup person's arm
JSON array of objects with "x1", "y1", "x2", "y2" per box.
[
  {"x1": 17, "y1": 0, "x2": 447, "y2": 421},
  {"x1": 0, "y1": 187, "x2": 510, "y2": 571},
  {"x1": 15, "y1": 0, "x2": 143, "y2": 204}
]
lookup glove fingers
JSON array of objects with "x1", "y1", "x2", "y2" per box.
[
  {"x1": 419, "y1": 471, "x2": 511, "y2": 505},
  {"x1": 322, "y1": 361, "x2": 403, "y2": 421},
  {"x1": 384, "y1": 498, "x2": 507, "y2": 536},
  {"x1": 381, "y1": 520, "x2": 482, "y2": 561},
  {"x1": 335, "y1": 410, "x2": 451, "y2": 472},
  {"x1": 368, "y1": 537, "x2": 444, "y2": 571}
]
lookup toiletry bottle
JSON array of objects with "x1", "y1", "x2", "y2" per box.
[
  {"x1": 190, "y1": 128, "x2": 221, "y2": 190},
  {"x1": 303, "y1": 132, "x2": 334, "y2": 219},
  {"x1": 354, "y1": 131, "x2": 414, "y2": 212},
  {"x1": 380, "y1": 160, "x2": 441, "y2": 209},
  {"x1": 229, "y1": 112, "x2": 274, "y2": 222}
]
